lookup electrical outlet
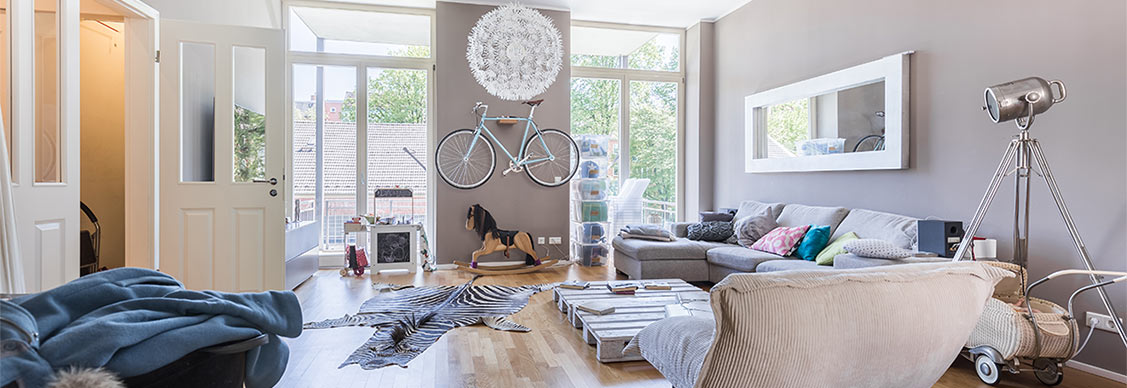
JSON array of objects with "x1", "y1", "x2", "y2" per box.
[
  {"x1": 548, "y1": 237, "x2": 562, "y2": 245},
  {"x1": 537, "y1": 237, "x2": 545, "y2": 244},
  {"x1": 1086, "y1": 312, "x2": 1125, "y2": 333}
]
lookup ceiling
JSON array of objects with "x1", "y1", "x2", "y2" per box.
[{"x1": 336, "y1": 0, "x2": 752, "y2": 28}]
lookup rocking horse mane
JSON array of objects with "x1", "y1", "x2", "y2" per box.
[{"x1": 468, "y1": 204, "x2": 498, "y2": 241}]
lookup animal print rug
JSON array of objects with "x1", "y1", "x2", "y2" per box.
[{"x1": 304, "y1": 276, "x2": 555, "y2": 369}]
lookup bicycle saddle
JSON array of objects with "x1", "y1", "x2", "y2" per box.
[{"x1": 523, "y1": 99, "x2": 544, "y2": 106}]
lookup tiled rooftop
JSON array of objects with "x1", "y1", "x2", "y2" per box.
[{"x1": 293, "y1": 121, "x2": 428, "y2": 196}]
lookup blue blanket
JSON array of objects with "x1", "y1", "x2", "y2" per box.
[{"x1": 0, "y1": 268, "x2": 302, "y2": 388}]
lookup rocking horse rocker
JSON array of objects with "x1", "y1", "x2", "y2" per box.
[{"x1": 455, "y1": 204, "x2": 558, "y2": 275}]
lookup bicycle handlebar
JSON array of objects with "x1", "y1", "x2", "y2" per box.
[{"x1": 472, "y1": 102, "x2": 490, "y2": 118}]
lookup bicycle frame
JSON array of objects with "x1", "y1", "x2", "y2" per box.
[{"x1": 464, "y1": 103, "x2": 555, "y2": 168}]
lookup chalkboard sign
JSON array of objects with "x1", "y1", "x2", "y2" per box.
[{"x1": 376, "y1": 232, "x2": 412, "y2": 263}]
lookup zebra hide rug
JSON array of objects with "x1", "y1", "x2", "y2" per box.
[{"x1": 303, "y1": 276, "x2": 555, "y2": 369}]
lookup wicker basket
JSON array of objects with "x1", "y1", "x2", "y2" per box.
[{"x1": 965, "y1": 261, "x2": 1073, "y2": 359}]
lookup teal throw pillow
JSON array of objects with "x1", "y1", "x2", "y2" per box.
[{"x1": 796, "y1": 225, "x2": 831, "y2": 261}]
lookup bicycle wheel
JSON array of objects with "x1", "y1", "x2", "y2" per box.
[
  {"x1": 523, "y1": 129, "x2": 579, "y2": 187},
  {"x1": 436, "y1": 129, "x2": 496, "y2": 189}
]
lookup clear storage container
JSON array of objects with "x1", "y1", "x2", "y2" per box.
[
  {"x1": 578, "y1": 159, "x2": 608, "y2": 179},
  {"x1": 575, "y1": 135, "x2": 610, "y2": 158},
  {"x1": 573, "y1": 200, "x2": 609, "y2": 222},
  {"x1": 573, "y1": 179, "x2": 608, "y2": 200},
  {"x1": 796, "y1": 138, "x2": 846, "y2": 156},
  {"x1": 573, "y1": 242, "x2": 609, "y2": 266},
  {"x1": 573, "y1": 222, "x2": 608, "y2": 244}
]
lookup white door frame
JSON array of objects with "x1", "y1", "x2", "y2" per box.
[{"x1": 91, "y1": 0, "x2": 160, "y2": 270}]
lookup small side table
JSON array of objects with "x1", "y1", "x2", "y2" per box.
[{"x1": 343, "y1": 222, "x2": 421, "y2": 273}]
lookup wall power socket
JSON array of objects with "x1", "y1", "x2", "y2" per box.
[
  {"x1": 1086, "y1": 312, "x2": 1125, "y2": 333},
  {"x1": 537, "y1": 237, "x2": 546, "y2": 244},
  {"x1": 548, "y1": 237, "x2": 562, "y2": 245}
]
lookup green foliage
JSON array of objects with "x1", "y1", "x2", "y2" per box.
[
  {"x1": 341, "y1": 46, "x2": 429, "y2": 124},
  {"x1": 766, "y1": 99, "x2": 810, "y2": 154},
  {"x1": 233, "y1": 105, "x2": 266, "y2": 182},
  {"x1": 628, "y1": 80, "x2": 677, "y2": 203}
]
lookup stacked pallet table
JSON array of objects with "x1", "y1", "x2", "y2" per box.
[{"x1": 552, "y1": 279, "x2": 710, "y2": 363}]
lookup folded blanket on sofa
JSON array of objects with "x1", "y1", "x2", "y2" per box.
[
  {"x1": 620, "y1": 224, "x2": 676, "y2": 242},
  {"x1": 0, "y1": 268, "x2": 302, "y2": 388}
]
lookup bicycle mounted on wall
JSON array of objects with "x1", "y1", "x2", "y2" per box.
[{"x1": 436, "y1": 100, "x2": 579, "y2": 189}]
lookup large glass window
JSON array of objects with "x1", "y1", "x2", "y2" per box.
[
  {"x1": 288, "y1": 5, "x2": 433, "y2": 254},
  {"x1": 571, "y1": 24, "x2": 683, "y2": 224},
  {"x1": 629, "y1": 80, "x2": 677, "y2": 222},
  {"x1": 365, "y1": 68, "x2": 427, "y2": 226}
]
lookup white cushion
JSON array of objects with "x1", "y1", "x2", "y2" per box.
[{"x1": 843, "y1": 238, "x2": 915, "y2": 259}]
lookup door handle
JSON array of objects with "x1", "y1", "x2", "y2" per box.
[{"x1": 253, "y1": 177, "x2": 278, "y2": 185}]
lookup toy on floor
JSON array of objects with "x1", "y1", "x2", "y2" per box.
[
  {"x1": 455, "y1": 204, "x2": 557, "y2": 275},
  {"x1": 339, "y1": 244, "x2": 369, "y2": 277},
  {"x1": 963, "y1": 261, "x2": 1127, "y2": 386}
]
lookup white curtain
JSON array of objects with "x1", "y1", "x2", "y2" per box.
[{"x1": 0, "y1": 104, "x2": 25, "y2": 293}]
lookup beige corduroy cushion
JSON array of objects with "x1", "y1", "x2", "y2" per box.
[{"x1": 693, "y1": 262, "x2": 1011, "y2": 388}]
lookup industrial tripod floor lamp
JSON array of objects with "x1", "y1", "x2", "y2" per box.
[{"x1": 952, "y1": 77, "x2": 1127, "y2": 348}]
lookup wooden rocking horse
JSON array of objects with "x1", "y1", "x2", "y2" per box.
[{"x1": 454, "y1": 204, "x2": 558, "y2": 275}]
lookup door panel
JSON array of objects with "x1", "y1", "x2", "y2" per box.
[
  {"x1": 160, "y1": 20, "x2": 284, "y2": 291},
  {"x1": 11, "y1": 0, "x2": 80, "y2": 292},
  {"x1": 34, "y1": 220, "x2": 65, "y2": 287}
]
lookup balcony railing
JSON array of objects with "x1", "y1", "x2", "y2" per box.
[{"x1": 642, "y1": 199, "x2": 676, "y2": 225}]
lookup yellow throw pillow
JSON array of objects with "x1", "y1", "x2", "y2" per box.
[{"x1": 815, "y1": 232, "x2": 859, "y2": 265}]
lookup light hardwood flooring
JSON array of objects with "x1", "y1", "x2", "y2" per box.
[{"x1": 280, "y1": 263, "x2": 1121, "y2": 388}]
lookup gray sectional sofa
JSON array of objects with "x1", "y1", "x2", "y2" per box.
[{"x1": 611, "y1": 200, "x2": 945, "y2": 282}]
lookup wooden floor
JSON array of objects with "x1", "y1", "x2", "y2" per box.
[{"x1": 280, "y1": 263, "x2": 1121, "y2": 388}]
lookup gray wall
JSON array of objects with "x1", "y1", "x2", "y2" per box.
[
  {"x1": 685, "y1": 22, "x2": 716, "y2": 217},
  {"x1": 434, "y1": 2, "x2": 571, "y2": 264},
  {"x1": 713, "y1": 0, "x2": 1126, "y2": 373}
]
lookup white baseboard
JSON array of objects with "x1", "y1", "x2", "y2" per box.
[{"x1": 1066, "y1": 360, "x2": 1127, "y2": 383}]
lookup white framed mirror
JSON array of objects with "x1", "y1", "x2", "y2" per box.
[{"x1": 744, "y1": 52, "x2": 911, "y2": 173}]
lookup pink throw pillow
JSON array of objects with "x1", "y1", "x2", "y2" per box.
[{"x1": 750, "y1": 225, "x2": 811, "y2": 256}]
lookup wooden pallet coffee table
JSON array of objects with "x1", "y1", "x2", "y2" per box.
[{"x1": 552, "y1": 279, "x2": 710, "y2": 363}]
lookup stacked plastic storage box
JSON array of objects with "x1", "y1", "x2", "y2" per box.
[{"x1": 570, "y1": 135, "x2": 611, "y2": 266}]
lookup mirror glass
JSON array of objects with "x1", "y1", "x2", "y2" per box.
[{"x1": 761, "y1": 81, "x2": 885, "y2": 159}]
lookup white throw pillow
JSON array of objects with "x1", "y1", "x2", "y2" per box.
[{"x1": 842, "y1": 239, "x2": 915, "y2": 259}]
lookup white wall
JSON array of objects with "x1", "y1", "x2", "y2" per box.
[
  {"x1": 141, "y1": 0, "x2": 281, "y2": 28},
  {"x1": 79, "y1": 20, "x2": 125, "y2": 269}
]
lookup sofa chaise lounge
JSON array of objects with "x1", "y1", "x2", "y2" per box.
[{"x1": 612, "y1": 200, "x2": 945, "y2": 282}]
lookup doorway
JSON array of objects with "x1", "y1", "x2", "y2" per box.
[{"x1": 78, "y1": 0, "x2": 126, "y2": 274}]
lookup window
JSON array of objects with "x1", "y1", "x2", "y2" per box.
[
  {"x1": 571, "y1": 26, "x2": 679, "y2": 72},
  {"x1": 287, "y1": 5, "x2": 433, "y2": 252},
  {"x1": 571, "y1": 23, "x2": 683, "y2": 224},
  {"x1": 288, "y1": 6, "x2": 430, "y2": 58}
]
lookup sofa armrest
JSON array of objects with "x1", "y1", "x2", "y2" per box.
[
  {"x1": 670, "y1": 222, "x2": 693, "y2": 238},
  {"x1": 630, "y1": 316, "x2": 714, "y2": 388}
]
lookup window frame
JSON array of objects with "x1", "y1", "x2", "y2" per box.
[
  {"x1": 283, "y1": 0, "x2": 436, "y2": 251},
  {"x1": 571, "y1": 20, "x2": 686, "y2": 222}
]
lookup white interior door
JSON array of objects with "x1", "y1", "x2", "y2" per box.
[
  {"x1": 158, "y1": 20, "x2": 285, "y2": 291},
  {"x1": 9, "y1": 0, "x2": 81, "y2": 292}
]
